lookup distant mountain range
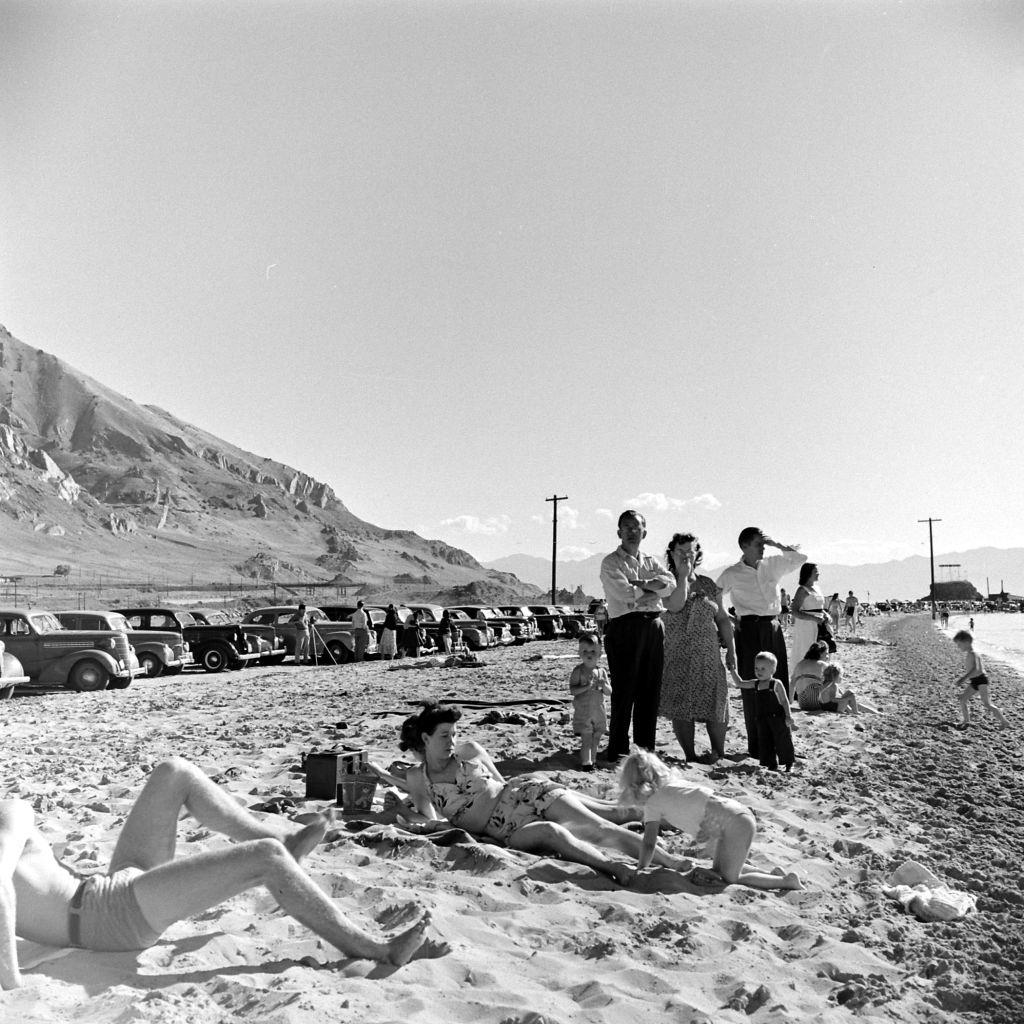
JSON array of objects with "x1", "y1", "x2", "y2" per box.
[
  {"x1": 0, "y1": 324, "x2": 541, "y2": 603},
  {"x1": 485, "y1": 547, "x2": 1024, "y2": 602}
]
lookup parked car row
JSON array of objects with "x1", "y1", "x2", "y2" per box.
[{"x1": 0, "y1": 597, "x2": 599, "y2": 696}]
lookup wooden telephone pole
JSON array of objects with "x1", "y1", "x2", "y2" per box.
[
  {"x1": 918, "y1": 517, "x2": 942, "y2": 618},
  {"x1": 546, "y1": 494, "x2": 568, "y2": 604}
]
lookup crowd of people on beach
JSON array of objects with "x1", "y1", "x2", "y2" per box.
[{"x1": 1, "y1": 510, "x2": 1009, "y2": 989}]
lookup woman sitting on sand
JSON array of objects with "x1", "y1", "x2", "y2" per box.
[
  {"x1": 374, "y1": 702, "x2": 692, "y2": 885},
  {"x1": 618, "y1": 749, "x2": 803, "y2": 891},
  {"x1": 792, "y1": 646, "x2": 876, "y2": 715}
]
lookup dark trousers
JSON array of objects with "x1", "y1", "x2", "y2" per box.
[
  {"x1": 734, "y1": 616, "x2": 789, "y2": 758},
  {"x1": 604, "y1": 613, "x2": 664, "y2": 753}
]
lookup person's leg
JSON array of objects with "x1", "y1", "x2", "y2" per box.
[
  {"x1": 631, "y1": 618, "x2": 664, "y2": 750},
  {"x1": 131, "y1": 839, "x2": 444, "y2": 965},
  {"x1": 603, "y1": 616, "x2": 639, "y2": 757},
  {"x1": 733, "y1": 623, "x2": 760, "y2": 759},
  {"x1": 958, "y1": 684, "x2": 973, "y2": 725},
  {"x1": 507, "y1": 821, "x2": 633, "y2": 884},
  {"x1": 706, "y1": 720, "x2": 728, "y2": 761},
  {"x1": 712, "y1": 813, "x2": 802, "y2": 891},
  {"x1": 578, "y1": 727, "x2": 595, "y2": 768},
  {"x1": 566, "y1": 791, "x2": 642, "y2": 825},
  {"x1": 110, "y1": 757, "x2": 321, "y2": 873},
  {"x1": 672, "y1": 719, "x2": 698, "y2": 762},
  {"x1": 836, "y1": 692, "x2": 856, "y2": 714},
  {"x1": 544, "y1": 793, "x2": 688, "y2": 869},
  {"x1": 978, "y1": 687, "x2": 1009, "y2": 728}
]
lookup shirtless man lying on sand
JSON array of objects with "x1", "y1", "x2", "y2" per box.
[{"x1": 1, "y1": 757, "x2": 448, "y2": 989}]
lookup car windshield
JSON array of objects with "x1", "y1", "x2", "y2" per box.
[
  {"x1": 108, "y1": 614, "x2": 132, "y2": 631},
  {"x1": 450, "y1": 611, "x2": 470, "y2": 621},
  {"x1": 31, "y1": 613, "x2": 64, "y2": 633},
  {"x1": 202, "y1": 611, "x2": 231, "y2": 624},
  {"x1": 176, "y1": 612, "x2": 197, "y2": 626}
]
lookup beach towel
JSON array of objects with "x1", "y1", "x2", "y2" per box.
[{"x1": 882, "y1": 860, "x2": 977, "y2": 922}]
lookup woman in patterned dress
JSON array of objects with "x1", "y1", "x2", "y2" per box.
[{"x1": 660, "y1": 533, "x2": 737, "y2": 763}]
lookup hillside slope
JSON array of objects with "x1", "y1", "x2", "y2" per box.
[{"x1": 0, "y1": 325, "x2": 538, "y2": 603}]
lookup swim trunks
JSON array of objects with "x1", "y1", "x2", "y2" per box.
[
  {"x1": 68, "y1": 867, "x2": 160, "y2": 952},
  {"x1": 969, "y1": 673, "x2": 990, "y2": 691},
  {"x1": 483, "y1": 776, "x2": 566, "y2": 841}
]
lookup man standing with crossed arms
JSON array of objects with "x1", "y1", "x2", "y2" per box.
[{"x1": 599, "y1": 510, "x2": 674, "y2": 764}]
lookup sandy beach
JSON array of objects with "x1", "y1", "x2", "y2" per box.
[{"x1": 2, "y1": 613, "x2": 1021, "y2": 1024}]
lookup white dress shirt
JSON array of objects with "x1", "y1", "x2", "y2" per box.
[{"x1": 715, "y1": 551, "x2": 807, "y2": 617}]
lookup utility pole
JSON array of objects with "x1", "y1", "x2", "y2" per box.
[
  {"x1": 546, "y1": 494, "x2": 568, "y2": 605},
  {"x1": 918, "y1": 517, "x2": 942, "y2": 619}
]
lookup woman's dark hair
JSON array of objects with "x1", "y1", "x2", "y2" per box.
[
  {"x1": 798, "y1": 562, "x2": 818, "y2": 587},
  {"x1": 398, "y1": 700, "x2": 462, "y2": 753},
  {"x1": 803, "y1": 640, "x2": 829, "y2": 661},
  {"x1": 665, "y1": 533, "x2": 703, "y2": 579}
]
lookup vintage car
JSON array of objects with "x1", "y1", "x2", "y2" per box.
[
  {"x1": 402, "y1": 605, "x2": 491, "y2": 651},
  {"x1": 557, "y1": 605, "x2": 597, "y2": 638},
  {"x1": 241, "y1": 606, "x2": 365, "y2": 663},
  {"x1": 55, "y1": 610, "x2": 193, "y2": 679},
  {"x1": 0, "y1": 608, "x2": 139, "y2": 691},
  {"x1": 313, "y1": 605, "x2": 381, "y2": 658},
  {"x1": 496, "y1": 605, "x2": 540, "y2": 641},
  {"x1": 526, "y1": 605, "x2": 567, "y2": 639},
  {"x1": 450, "y1": 606, "x2": 520, "y2": 644},
  {"x1": 114, "y1": 607, "x2": 261, "y2": 673},
  {"x1": 189, "y1": 608, "x2": 287, "y2": 666},
  {"x1": 1, "y1": 640, "x2": 30, "y2": 698}
]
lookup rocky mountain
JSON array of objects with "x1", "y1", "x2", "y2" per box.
[
  {"x1": 485, "y1": 547, "x2": 1024, "y2": 602},
  {"x1": 0, "y1": 325, "x2": 541, "y2": 603}
]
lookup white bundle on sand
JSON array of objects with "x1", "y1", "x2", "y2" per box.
[{"x1": 882, "y1": 860, "x2": 977, "y2": 921}]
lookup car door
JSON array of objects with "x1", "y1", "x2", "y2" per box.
[{"x1": 0, "y1": 614, "x2": 42, "y2": 678}]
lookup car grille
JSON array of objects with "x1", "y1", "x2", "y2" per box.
[{"x1": 113, "y1": 634, "x2": 132, "y2": 663}]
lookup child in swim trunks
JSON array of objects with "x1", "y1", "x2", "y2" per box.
[
  {"x1": 569, "y1": 632, "x2": 613, "y2": 771},
  {"x1": 953, "y1": 629, "x2": 1008, "y2": 730},
  {"x1": 617, "y1": 749, "x2": 802, "y2": 891}
]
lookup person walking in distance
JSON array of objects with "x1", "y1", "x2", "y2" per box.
[
  {"x1": 716, "y1": 528, "x2": 805, "y2": 760},
  {"x1": 599, "y1": 510, "x2": 674, "y2": 764}
]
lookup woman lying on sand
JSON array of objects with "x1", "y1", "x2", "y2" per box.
[
  {"x1": 618, "y1": 750, "x2": 803, "y2": 891},
  {"x1": 373, "y1": 702, "x2": 693, "y2": 885},
  {"x1": 0, "y1": 757, "x2": 447, "y2": 989}
]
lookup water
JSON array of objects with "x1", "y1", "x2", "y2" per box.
[{"x1": 939, "y1": 613, "x2": 1024, "y2": 677}]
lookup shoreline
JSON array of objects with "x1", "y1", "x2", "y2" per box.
[{"x1": 1, "y1": 613, "x2": 1020, "y2": 1023}]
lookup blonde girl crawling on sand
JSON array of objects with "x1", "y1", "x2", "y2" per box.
[
  {"x1": 953, "y1": 630, "x2": 1008, "y2": 730},
  {"x1": 618, "y1": 750, "x2": 803, "y2": 892}
]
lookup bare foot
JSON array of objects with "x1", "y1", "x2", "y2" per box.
[
  {"x1": 285, "y1": 810, "x2": 334, "y2": 862},
  {"x1": 771, "y1": 866, "x2": 805, "y2": 890},
  {"x1": 668, "y1": 855, "x2": 693, "y2": 872},
  {"x1": 386, "y1": 911, "x2": 435, "y2": 966}
]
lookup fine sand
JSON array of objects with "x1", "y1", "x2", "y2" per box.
[{"x1": 2, "y1": 614, "x2": 1021, "y2": 1024}]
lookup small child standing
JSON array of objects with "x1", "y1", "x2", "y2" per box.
[
  {"x1": 953, "y1": 629, "x2": 1008, "y2": 730},
  {"x1": 618, "y1": 749, "x2": 803, "y2": 891},
  {"x1": 731, "y1": 651, "x2": 795, "y2": 771},
  {"x1": 569, "y1": 632, "x2": 613, "y2": 771}
]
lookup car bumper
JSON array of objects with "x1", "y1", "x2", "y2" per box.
[{"x1": 233, "y1": 652, "x2": 262, "y2": 664}]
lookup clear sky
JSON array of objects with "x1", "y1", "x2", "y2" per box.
[{"x1": 2, "y1": 1, "x2": 1021, "y2": 570}]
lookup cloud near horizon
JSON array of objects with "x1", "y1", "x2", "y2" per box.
[
  {"x1": 557, "y1": 545, "x2": 595, "y2": 561},
  {"x1": 439, "y1": 513, "x2": 512, "y2": 536},
  {"x1": 625, "y1": 492, "x2": 722, "y2": 513}
]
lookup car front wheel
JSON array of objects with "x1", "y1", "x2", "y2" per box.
[
  {"x1": 139, "y1": 652, "x2": 162, "y2": 678},
  {"x1": 68, "y1": 659, "x2": 110, "y2": 692},
  {"x1": 201, "y1": 646, "x2": 229, "y2": 672}
]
